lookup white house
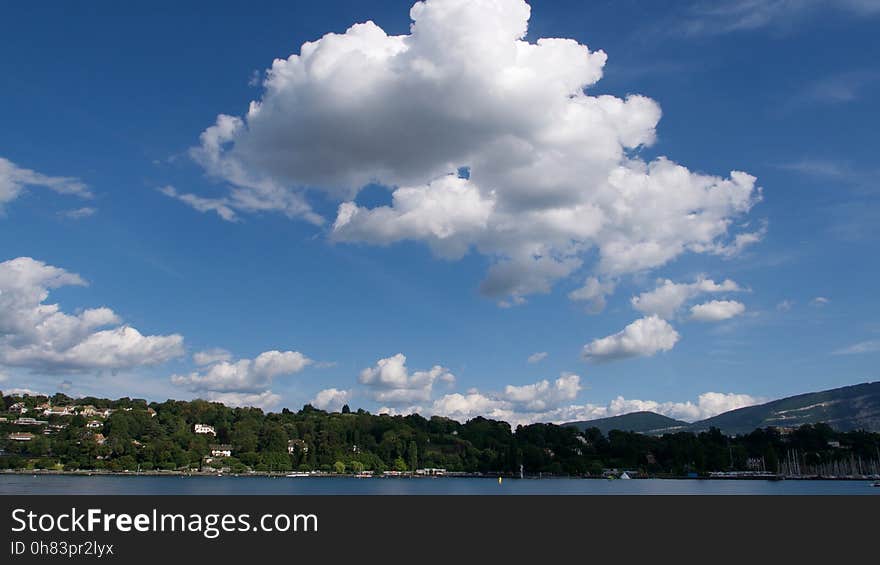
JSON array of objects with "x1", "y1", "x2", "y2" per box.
[
  {"x1": 210, "y1": 445, "x2": 233, "y2": 457},
  {"x1": 14, "y1": 417, "x2": 48, "y2": 426},
  {"x1": 78, "y1": 406, "x2": 113, "y2": 418},
  {"x1": 9, "y1": 402, "x2": 27, "y2": 414},
  {"x1": 86, "y1": 420, "x2": 103, "y2": 429},
  {"x1": 194, "y1": 424, "x2": 216, "y2": 436}
]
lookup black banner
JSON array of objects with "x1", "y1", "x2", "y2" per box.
[{"x1": 1, "y1": 495, "x2": 877, "y2": 563}]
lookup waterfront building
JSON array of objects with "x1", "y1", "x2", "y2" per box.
[{"x1": 210, "y1": 445, "x2": 233, "y2": 457}]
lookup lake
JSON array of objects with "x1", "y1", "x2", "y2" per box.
[{"x1": 1, "y1": 475, "x2": 878, "y2": 495}]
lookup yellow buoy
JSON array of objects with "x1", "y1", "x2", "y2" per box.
[{"x1": 498, "y1": 476, "x2": 502, "y2": 485}]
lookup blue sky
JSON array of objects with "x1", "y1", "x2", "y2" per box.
[{"x1": 1, "y1": 0, "x2": 878, "y2": 425}]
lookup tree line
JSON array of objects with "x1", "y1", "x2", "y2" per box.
[{"x1": 1, "y1": 393, "x2": 878, "y2": 476}]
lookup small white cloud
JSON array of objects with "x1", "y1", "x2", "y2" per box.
[
  {"x1": 60, "y1": 207, "x2": 97, "y2": 220},
  {"x1": 678, "y1": 0, "x2": 880, "y2": 36},
  {"x1": 832, "y1": 339, "x2": 880, "y2": 355},
  {"x1": 0, "y1": 157, "x2": 92, "y2": 213},
  {"x1": 359, "y1": 353, "x2": 454, "y2": 405},
  {"x1": 799, "y1": 70, "x2": 880, "y2": 105},
  {"x1": 527, "y1": 351, "x2": 548, "y2": 364},
  {"x1": 582, "y1": 316, "x2": 680, "y2": 362},
  {"x1": 776, "y1": 299, "x2": 794, "y2": 312},
  {"x1": 172, "y1": 350, "x2": 312, "y2": 393},
  {"x1": 377, "y1": 405, "x2": 424, "y2": 417},
  {"x1": 497, "y1": 296, "x2": 528, "y2": 309},
  {"x1": 810, "y1": 296, "x2": 830, "y2": 306},
  {"x1": 689, "y1": 300, "x2": 746, "y2": 322},
  {"x1": 159, "y1": 185, "x2": 239, "y2": 222},
  {"x1": 715, "y1": 222, "x2": 767, "y2": 256},
  {"x1": 431, "y1": 392, "x2": 510, "y2": 423},
  {"x1": 631, "y1": 276, "x2": 742, "y2": 319},
  {"x1": 502, "y1": 373, "x2": 581, "y2": 412},
  {"x1": 311, "y1": 388, "x2": 353, "y2": 411},
  {"x1": 202, "y1": 390, "x2": 282, "y2": 411},
  {"x1": 248, "y1": 69, "x2": 262, "y2": 87}
]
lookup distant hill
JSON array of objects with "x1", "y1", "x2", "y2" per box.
[
  {"x1": 564, "y1": 381, "x2": 880, "y2": 436},
  {"x1": 565, "y1": 411, "x2": 689, "y2": 435},
  {"x1": 687, "y1": 381, "x2": 880, "y2": 435}
]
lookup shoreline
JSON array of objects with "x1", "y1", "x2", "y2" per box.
[{"x1": 3, "y1": 469, "x2": 877, "y2": 481}]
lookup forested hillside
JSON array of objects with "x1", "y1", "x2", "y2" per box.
[{"x1": 2, "y1": 392, "x2": 879, "y2": 477}]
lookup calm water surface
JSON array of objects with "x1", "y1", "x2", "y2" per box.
[{"x1": 1, "y1": 475, "x2": 878, "y2": 495}]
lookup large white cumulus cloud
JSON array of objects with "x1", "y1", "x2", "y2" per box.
[
  {"x1": 0, "y1": 257, "x2": 183, "y2": 372},
  {"x1": 187, "y1": 0, "x2": 762, "y2": 302}
]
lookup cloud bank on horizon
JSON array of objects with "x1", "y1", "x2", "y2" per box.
[
  {"x1": 0, "y1": 252, "x2": 763, "y2": 422},
  {"x1": 390, "y1": 372, "x2": 761, "y2": 427}
]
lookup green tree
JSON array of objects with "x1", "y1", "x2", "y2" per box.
[
  {"x1": 260, "y1": 423, "x2": 288, "y2": 453},
  {"x1": 393, "y1": 457, "x2": 407, "y2": 472},
  {"x1": 407, "y1": 440, "x2": 418, "y2": 471}
]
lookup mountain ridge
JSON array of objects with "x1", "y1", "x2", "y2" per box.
[
  {"x1": 565, "y1": 411, "x2": 689, "y2": 435},
  {"x1": 564, "y1": 381, "x2": 880, "y2": 435}
]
